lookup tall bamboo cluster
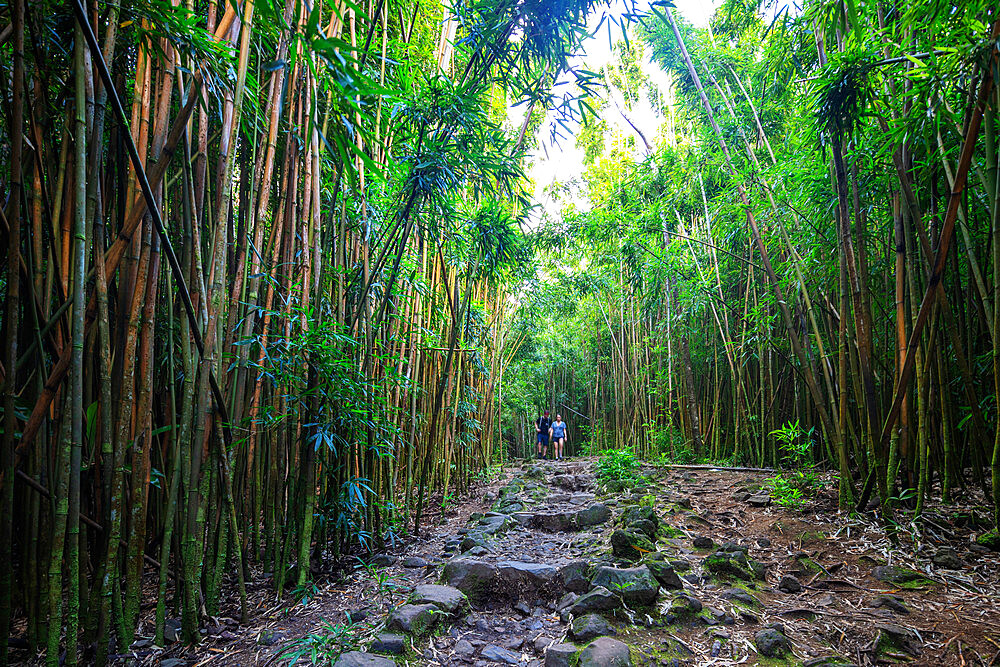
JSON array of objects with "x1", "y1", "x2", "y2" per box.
[
  {"x1": 507, "y1": 0, "x2": 1000, "y2": 526},
  {"x1": 0, "y1": 0, "x2": 610, "y2": 660}
]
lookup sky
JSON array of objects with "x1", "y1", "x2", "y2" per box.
[{"x1": 523, "y1": 0, "x2": 718, "y2": 219}]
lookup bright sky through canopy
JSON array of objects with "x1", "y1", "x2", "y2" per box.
[{"x1": 525, "y1": 0, "x2": 717, "y2": 219}]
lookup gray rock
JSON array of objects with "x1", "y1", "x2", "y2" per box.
[
  {"x1": 747, "y1": 495, "x2": 772, "y2": 507},
  {"x1": 591, "y1": 566, "x2": 659, "y2": 605},
  {"x1": 569, "y1": 586, "x2": 623, "y2": 616},
  {"x1": 642, "y1": 557, "x2": 683, "y2": 590},
  {"x1": 443, "y1": 559, "x2": 498, "y2": 604},
  {"x1": 412, "y1": 584, "x2": 467, "y2": 614},
  {"x1": 777, "y1": 575, "x2": 802, "y2": 593},
  {"x1": 466, "y1": 546, "x2": 490, "y2": 557},
  {"x1": 163, "y1": 618, "x2": 182, "y2": 643},
  {"x1": 455, "y1": 639, "x2": 475, "y2": 657},
  {"x1": 754, "y1": 629, "x2": 790, "y2": 658},
  {"x1": 559, "y1": 561, "x2": 592, "y2": 593},
  {"x1": 371, "y1": 633, "x2": 406, "y2": 655},
  {"x1": 160, "y1": 660, "x2": 186, "y2": 667},
  {"x1": 576, "y1": 504, "x2": 611, "y2": 527},
  {"x1": 871, "y1": 594, "x2": 908, "y2": 614},
  {"x1": 610, "y1": 529, "x2": 654, "y2": 561},
  {"x1": 756, "y1": 537, "x2": 771, "y2": 547},
  {"x1": 402, "y1": 556, "x2": 429, "y2": 568},
  {"x1": 481, "y1": 644, "x2": 521, "y2": 664},
  {"x1": 335, "y1": 651, "x2": 397, "y2": 667},
  {"x1": 692, "y1": 536, "x2": 714, "y2": 549},
  {"x1": 497, "y1": 561, "x2": 561, "y2": 597},
  {"x1": 871, "y1": 565, "x2": 927, "y2": 585},
  {"x1": 544, "y1": 643, "x2": 578, "y2": 667},
  {"x1": 577, "y1": 637, "x2": 632, "y2": 667},
  {"x1": 556, "y1": 592, "x2": 579, "y2": 611},
  {"x1": 533, "y1": 512, "x2": 576, "y2": 532},
  {"x1": 370, "y1": 554, "x2": 397, "y2": 567},
  {"x1": 669, "y1": 560, "x2": 691, "y2": 573},
  {"x1": 461, "y1": 533, "x2": 489, "y2": 553},
  {"x1": 571, "y1": 614, "x2": 615, "y2": 642},
  {"x1": 386, "y1": 604, "x2": 440, "y2": 635},
  {"x1": 932, "y1": 548, "x2": 964, "y2": 570},
  {"x1": 720, "y1": 588, "x2": 760, "y2": 607},
  {"x1": 875, "y1": 623, "x2": 921, "y2": 657},
  {"x1": 702, "y1": 550, "x2": 761, "y2": 582},
  {"x1": 669, "y1": 594, "x2": 702, "y2": 617}
]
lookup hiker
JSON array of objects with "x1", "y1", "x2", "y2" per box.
[
  {"x1": 549, "y1": 413, "x2": 568, "y2": 460},
  {"x1": 535, "y1": 410, "x2": 551, "y2": 459}
]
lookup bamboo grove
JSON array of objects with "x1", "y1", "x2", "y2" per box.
[
  {"x1": 503, "y1": 0, "x2": 1000, "y2": 528},
  {"x1": 0, "y1": 0, "x2": 632, "y2": 661}
]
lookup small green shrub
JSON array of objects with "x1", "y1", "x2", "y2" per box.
[
  {"x1": 597, "y1": 448, "x2": 640, "y2": 486},
  {"x1": 765, "y1": 475, "x2": 805, "y2": 509}
]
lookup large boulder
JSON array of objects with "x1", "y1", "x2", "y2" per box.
[
  {"x1": 754, "y1": 628, "x2": 791, "y2": 658},
  {"x1": 479, "y1": 514, "x2": 510, "y2": 536},
  {"x1": 442, "y1": 559, "x2": 497, "y2": 605},
  {"x1": 369, "y1": 634, "x2": 405, "y2": 655},
  {"x1": 642, "y1": 554, "x2": 683, "y2": 590},
  {"x1": 482, "y1": 644, "x2": 521, "y2": 664},
  {"x1": 335, "y1": 652, "x2": 396, "y2": 667},
  {"x1": 411, "y1": 584, "x2": 467, "y2": 614},
  {"x1": 569, "y1": 586, "x2": 623, "y2": 616},
  {"x1": 559, "y1": 560, "x2": 593, "y2": 593},
  {"x1": 545, "y1": 643, "x2": 579, "y2": 667},
  {"x1": 497, "y1": 561, "x2": 561, "y2": 598},
  {"x1": 571, "y1": 614, "x2": 616, "y2": 642},
  {"x1": 576, "y1": 504, "x2": 611, "y2": 527},
  {"x1": 533, "y1": 512, "x2": 577, "y2": 532},
  {"x1": 578, "y1": 637, "x2": 632, "y2": 667},
  {"x1": 591, "y1": 566, "x2": 660, "y2": 606},
  {"x1": 386, "y1": 603, "x2": 439, "y2": 635},
  {"x1": 610, "y1": 529, "x2": 655, "y2": 561},
  {"x1": 702, "y1": 549, "x2": 763, "y2": 582}
]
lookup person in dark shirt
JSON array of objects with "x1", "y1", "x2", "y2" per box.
[{"x1": 535, "y1": 410, "x2": 551, "y2": 459}]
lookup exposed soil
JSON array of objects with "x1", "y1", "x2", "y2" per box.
[{"x1": 96, "y1": 458, "x2": 1000, "y2": 666}]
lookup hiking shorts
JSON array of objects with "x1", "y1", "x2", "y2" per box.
[{"x1": 537, "y1": 433, "x2": 549, "y2": 445}]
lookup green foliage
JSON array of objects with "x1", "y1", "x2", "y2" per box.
[
  {"x1": 277, "y1": 618, "x2": 364, "y2": 665},
  {"x1": 764, "y1": 475, "x2": 805, "y2": 509},
  {"x1": 769, "y1": 420, "x2": 814, "y2": 468},
  {"x1": 596, "y1": 448, "x2": 640, "y2": 486}
]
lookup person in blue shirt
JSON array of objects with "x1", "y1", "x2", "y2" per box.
[
  {"x1": 549, "y1": 414, "x2": 568, "y2": 460},
  {"x1": 535, "y1": 411, "x2": 551, "y2": 459}
]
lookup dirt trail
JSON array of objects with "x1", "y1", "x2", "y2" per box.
[{"x1": 137, "y1": 458, "x2": 1000, "y2": 667}]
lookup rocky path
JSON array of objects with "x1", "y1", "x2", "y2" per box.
[{"x1": 147, "y1": 458, "x2": 1000, "y2": 666}]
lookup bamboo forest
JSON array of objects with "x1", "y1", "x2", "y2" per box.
[{"x1": 2, "y1": 0, "x2": 1000, "y2": 663}]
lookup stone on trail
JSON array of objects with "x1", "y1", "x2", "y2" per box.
[
  {"x1": 720, "y1": 588, "x2": 760, "y2": 608},
  {"x1": 702, "y1": 549, "x2": 763, "y2": 582},
  {"x1": 610, "y1": 529, "x2": 655, "y2": 561},
  {"x1": 402, "y1": 556, "x2": 429, "y2": 568},
  {"x1": 411, "y1": 584, "x2": 467, "y2": 614},
  {"x1": 571, "y1": 614, "x2": 616, "y2": 641},
  {"x1": 931, "y1": 548, "x2": 965, "y2": 570},
  {"x1": 386, "y1": 603, "x2": 440, "y2": 635},
  {"x1": 642, "y1": 554, "x2": 683, "y2": 590},
  {"x1": 461, "y1": 532, "x2": 489, "y2": 553},
  {"x1": 746, "y1": 495, "x2": 771, "y2": 507},
  {"x1": 871, "y1": 594, "x2": 908, "y2": 614},
  {"x1": 545, "y1": 643, "x2": 579, "y2": 667},
  {"x1": 875, "y1": 622, "x2": 922, "y2": 657},
  {"x1": 692, "y1": 536, "x2": 714, "y2": 549},
  {"x1": 577, "y1": 637, "x2": 632, "y2": 667},
  {"x1": 668, "y1": 594, "x2": 703, "y2": 618},
  {"x1": 443, "y1": 559, "x2": 498, "y2": 604},
  {"x1": 871, "y1": 565, "x2": 929, "y2": 586},
  {"x1": 591, "y1": 566, "x2": 659, "y2": 606},
  {"x1": 533, "y1": 512, "x2": 576, "y2": 532},
  {"x1": 335, "y1": 651, "x2": 397, "y2": 667},
  {"x1": 559, "y1": 561, "x2": 592, "y2": 593},
  {"x1": 777, "y1": 575, "x2": 802, "y2": 593},
  {"x1": 370, "y1": 633, "x2": 406, "y2": 655},
  {"x1": 754, "y1": 628, "x2": 791, "y2": 658},
  {"x1": 455, "y1": 639, "x2": 475, "y2": 657},
  {"x1": 481, "y1": 644, "x2": 522, "y2": 664},
  {"x1": 497, "y1": 561, "x2": 561, "y2": 597},
  {"x1": 576, "y1": 503, "x2": 611, "y2": 527},
  {"x1": 569, "y1": 586, "x2": 623, "y2": 616}
]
